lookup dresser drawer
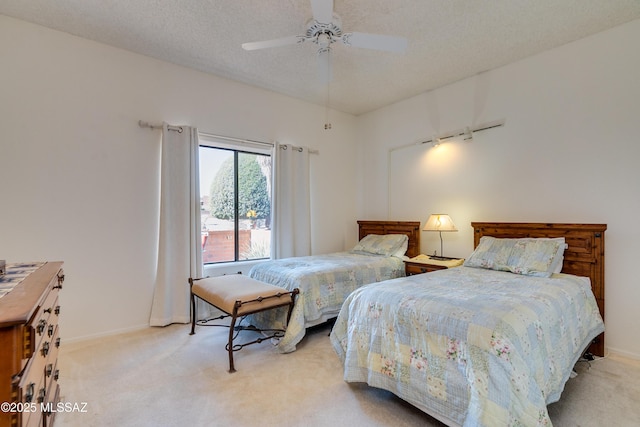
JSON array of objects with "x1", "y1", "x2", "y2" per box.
[{"x1": 26, "y1": 283, "x2": 60, "y2": 362}]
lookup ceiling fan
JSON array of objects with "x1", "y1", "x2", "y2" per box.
[{"x1": 241, "y1": 0, "x2": 408, "y2": 81}]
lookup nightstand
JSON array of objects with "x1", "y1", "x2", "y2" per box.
[{"x1": 404, "y1": 256, "x2": 464, "y2": 275}]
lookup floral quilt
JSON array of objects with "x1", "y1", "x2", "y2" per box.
[
  {"x1": 247, "y1": 252, "x2": 405, "y2": 353},
  {"x1": 330, "y1": 266, "x2": 604, "y2": 426}
]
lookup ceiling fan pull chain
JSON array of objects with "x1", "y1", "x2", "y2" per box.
[{"x1": 324, "y1": 49, "x2": 332, "y2": 130}]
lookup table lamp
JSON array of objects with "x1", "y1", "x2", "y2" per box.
[{"x1": 423, "y1": 214, "x2": 458, "y2": 259}]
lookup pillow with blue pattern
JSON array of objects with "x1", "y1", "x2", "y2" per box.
[
  {"x1": 464, "y1": 236, "x2": 565, "y2": 277},
  {"x1": 351, "y1": 234, "x2": 409, "y2": 258}
]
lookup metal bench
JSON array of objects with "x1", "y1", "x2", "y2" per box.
[{"x1": 189, "y1": 274, "x2": 299, "y2": 373}]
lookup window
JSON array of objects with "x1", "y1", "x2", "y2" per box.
[{"x1": 199, "y1": 137, "x2": 272, "y2": 264}]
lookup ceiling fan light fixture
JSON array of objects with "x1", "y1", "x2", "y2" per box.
[
  {"x1": 317, "y1": 33, "x2": 332, "y2": 48},
  {"x1": 306, "y1": 16, "x2": 342, "y2": 39}
]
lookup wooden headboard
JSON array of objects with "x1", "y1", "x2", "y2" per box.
[
  {"x1": 471, "y1": 222, "x2": 607, "y2": 356},
  {"x1": 357, "y1": 220, "x2": 421, "y2": 258}
]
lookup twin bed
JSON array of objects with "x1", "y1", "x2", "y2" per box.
[
  {"x1": 329, "y1": 222, "x2": 606, "y2": 426},
  {"x1": 247, "y1": 220, "x2": 421, "y2": 353},
  {"x1": 244, "y1": 220, "x2": 605, "y2": 425}
]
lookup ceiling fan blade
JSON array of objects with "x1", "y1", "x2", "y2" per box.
[
  {"x1": 242, "y1": 35, "x2": 307, "y2": 51},
  {"x1": 317, "y1": 48, "x2": 332, "y2": 83},
  {"x1": 341, "y1": 32, "x2": 408, "y2": 53},
  {"x1": 310, "y1": 0, "x2": 334, "y2": 24}
]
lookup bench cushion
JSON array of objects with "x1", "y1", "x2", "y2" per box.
[{"x1": 192, "y1": 275, "x2": 293, "y2": 316}]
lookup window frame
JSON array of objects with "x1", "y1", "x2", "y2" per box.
[{"x1": 198, "y1": 134, "x2": 273, "y2": 265}]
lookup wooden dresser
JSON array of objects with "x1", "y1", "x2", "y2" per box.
[{"x1": 0, "y1": 262, "x2": 64, "y2": 427}]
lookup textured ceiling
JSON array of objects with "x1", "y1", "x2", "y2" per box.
[{"x1": 1, "y1": 0, "x2": 639, "y2": 115}]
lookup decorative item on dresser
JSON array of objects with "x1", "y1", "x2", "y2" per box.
[{"x1": 0, "y1": 262, "x2": 64, "y2": 427}]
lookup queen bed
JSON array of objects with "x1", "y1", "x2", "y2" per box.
[
  {"x1": 247, "y1": 220, "x2": 421, "y2": 353},
  {"x1": 330, "y1": 222, "x2": 606, "y2": 426}
]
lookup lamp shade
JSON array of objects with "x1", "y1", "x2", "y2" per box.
[{"x1": 423, "y1": 214, "x2": 458, "y2": 232}]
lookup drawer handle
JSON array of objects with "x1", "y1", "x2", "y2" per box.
[
  {"x1": 46, "y1": 364, "x2": 53, "y2": 377},
  {"x1": 55, "y1": 273, "x2": 65, "y2": 289},
  {"x1": 48, "y1": 324, "x2": 55, "y2": 337},
  {"x1": 37, "y1": 319, "x2": 47, "y2": 335},
  {"x1": 37, "y1": 388, "x2": 46, "y2": 404},
  {"x1": 420, "y1": 267, "x2": 427, "y2": 273},
  {"x1": 42, "y1": 341, "x2": 50, "y2": 357},
  {"x1": 25, "y1": 383, "x2": 35, "y2": 403},
  {"x1": 55, "y1": 306, "x2": 61, "y2": 316},
  {"x1": 54, "y1": 369, "x2": 60, "y2": 381},
  {"x1": 55, "y1": 337, "x2": 61, "y2": 348}
]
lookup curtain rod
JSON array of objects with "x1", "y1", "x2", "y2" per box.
[
  {"x1": 279, "y1": 144, "x2": 320, "y2": 155},
  {"x1": 139, "y1": 120, "x2": 273, "y2": 148},
  {"x1": 139, "y1": 120, "x2": 318, "y2": 154},
  {"x1": 138, "y1": 120, "x2": 184, "y2": 133}
]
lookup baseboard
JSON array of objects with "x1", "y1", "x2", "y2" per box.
[
  {"x1": 605, "y1": 346, "x2": 640, "y2": 361},
  {"x1": 62, "y1": 323, "x2": 152, "y2": 346}
]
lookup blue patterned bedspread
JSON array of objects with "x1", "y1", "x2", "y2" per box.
[
  {"x1": 248, "y1": 252, "x2": 405, "y2": 353},
  {"x1": 330, "y1": 266, "x2": 604, "y2": 426}
]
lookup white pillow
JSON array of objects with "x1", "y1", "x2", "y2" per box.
[
  {"x1": 351, "y1": 234, "x2": 409, "y2": 257},
  {"x1": 552, "y1": 243, "x2": 568, "y2": 274},
  {"x1": 391, "y1": 238, "x2": 409, "y2": 258}
]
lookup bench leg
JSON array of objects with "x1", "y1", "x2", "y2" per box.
[
  {"x1": 189, "y1": 278, "x2": 197, "y2": 335},
  {"x1": 227, "y1": 304, "x2": 241, "y2": 373}
]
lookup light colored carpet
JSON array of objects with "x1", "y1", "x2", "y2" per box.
[{"x1": 55, "y1": 322, "x2": 640, "y2": 426}]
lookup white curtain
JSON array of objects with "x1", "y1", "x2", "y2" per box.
[
  {"x1": 272, "y1": 144, "x2": 311, "y2": 259},
  {"x1": 149, "y1": 124, "x2": 202, "y2": 326}
]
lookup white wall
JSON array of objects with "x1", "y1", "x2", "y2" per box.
[
  {"x1": 0, "y1": 16, "x2": 359, "y2": 341},
  {"x1": 356, "y1": 19, "x2": 640, "y2": 359}
]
